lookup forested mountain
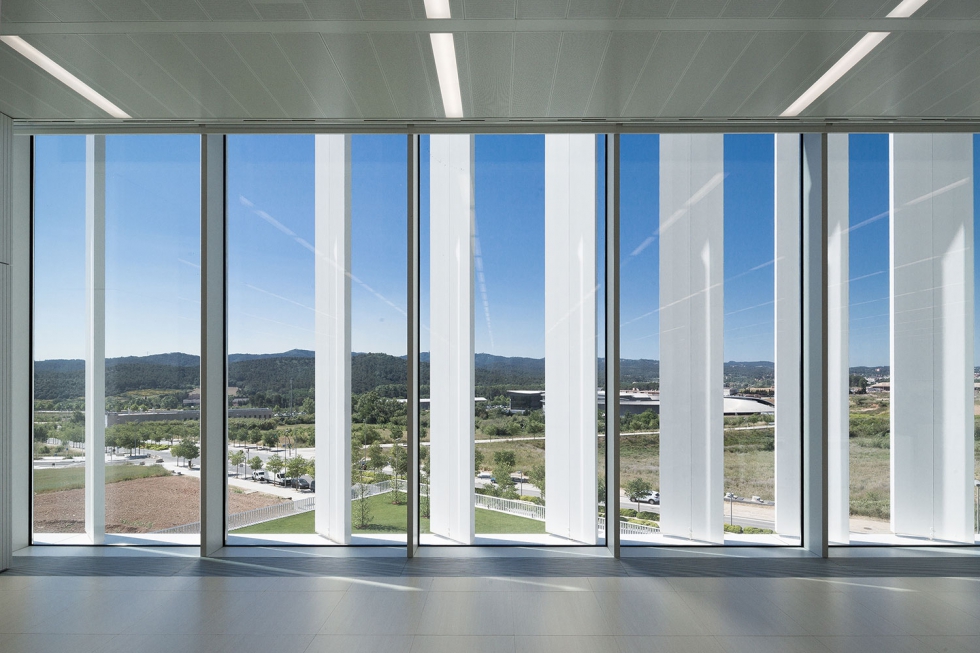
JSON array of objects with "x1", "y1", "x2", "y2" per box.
[{"x1": 33, "y1": 350, "x2": 797, "y2": 403}]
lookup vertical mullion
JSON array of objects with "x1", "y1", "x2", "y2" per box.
[
  {"x1": 84, "y1": 134, "x2": 105, "y2": 546},
  {"x1": 407, "y1": 134, "x2": 420, "y2": 557},
  {"x1": 201, "y1": 134, "x2": 227, "y2": 556},
  {"x1": 0, "y1": 112, "x2": 11, "y2": 567},
  {"x1": 802, "y1": 133, "x2": 829, "y2": 558},
  {"x1": 605, "y1": 134, "x2": 620, "y2": 557}
]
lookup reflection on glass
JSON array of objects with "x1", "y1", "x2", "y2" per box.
[
  {"x1": 32, "y1": 135, "x2": 201, "y2": 545},
  {"x1": 226, "y1": 135, "x2": 407, "y2": 544}
]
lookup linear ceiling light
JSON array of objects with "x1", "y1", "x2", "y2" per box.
[
  {"x1": 887, "y1": 0, "x2": 931, "y2": 17},
  {"x1": 430, "y1": 33, "x2": 463, "y2": 118},
  {"x1": 424, "y1": 0, "x2": 452, "y2": 19},
  {"x1": 781, "y1": 32, "x2": 889, "y2": 117},
  {"x1": 0, "y1": 35, "x2": 131, "y2": 119}
]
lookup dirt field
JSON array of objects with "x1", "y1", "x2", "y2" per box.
[{"x1": 34, "y1": 475, "x2": 287, "y2": 533}]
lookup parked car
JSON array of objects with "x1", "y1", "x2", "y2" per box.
[
  {"x1": 251, "y1": 470, "x2": 266, "y2": 482},
  {"x1": 274, "y1": 472, "x2": 292, "y2": 486},
  {"x1": 291, "y1": 476, "x2": 311, "y2": 490},
  {"x1": 638, "y1": 490, "x2": 660, "y2": 505}
]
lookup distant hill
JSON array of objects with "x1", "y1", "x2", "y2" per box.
[{"x1": 34, "y1": 350, "x2": 815, "y2": 402}]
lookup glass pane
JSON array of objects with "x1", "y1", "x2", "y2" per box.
[
  {"x1": 32, "y1": 135, "x2": 201, "y2": 545},
  {"x1": 226, "y1": 135, "x2": 407, "y2": 545}
]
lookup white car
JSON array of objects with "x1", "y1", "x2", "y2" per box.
[{"x1": 637, "y1": 490, "x2": 660, "y2": 505}]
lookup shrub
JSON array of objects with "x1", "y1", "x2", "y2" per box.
[
  {"x1": 620, "y1": 508, "x2": 637, "y2": 518},
  {"x1": 723, "y1": 524, "x2": 743, "y2": 534},
  {"x1": 637, "y1": 511, "x2": 660, "y2": 521}
]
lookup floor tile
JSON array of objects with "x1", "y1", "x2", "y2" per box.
[
  {"x1": 306, "y1": 634, "x2": 416, "y2": 653},
  {"x1": 102, "y1": 633, "x2": 243, "y2": 653},
  {"x1": 616, "y1": 636, "x2": 726, "y2": 653},
  {"x1": 677, "y1": 591, "x2": 809, "y2": 637},
  {"x1": 416, "y1": 591, "x2": 515, "y2": 635},
  {"x1": 516, "y1": 635, "x2": 622, "y2": 653},
  {"x1": 319, "y1": 590, "x2": 428, "y2": 634},
  {"x1": 511, "y1": 592, "x2": 613, "y2": 636},
  {"x1": 588, "y1": 576, "x2": 675, "y2": 593},
  {"x1": 715, "y1": 636, "x2": 833, "y2": 653},
  {"x1": 3, "y1": 633, "x2": 114, "y2": 653},
  {"x1": 412, "y1": 635, "x2": 516, "y2": 653},
  {"x1": 914, "y1": 636, "x2": 980, "y2": 653},
  {"x1": 596, "y1": 590, "x2": 708, "y2": 636},
  {"x1": 764, "y1": 590, "x2": 903, "y2": 636},
  {"x1": 818, "y1": 635, "x2": 938, "y2": 653}
]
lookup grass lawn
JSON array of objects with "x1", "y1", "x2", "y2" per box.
[
  {"x1": 231, "y1": 493, "x2": 546, "y2": 535},
  {"x1": 34, "y1": 464, "x2": 170, "y2": 493}
]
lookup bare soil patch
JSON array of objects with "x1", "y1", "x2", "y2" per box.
[{"x1": 34, "y1": 475, "x2": 287, "y2": 533}]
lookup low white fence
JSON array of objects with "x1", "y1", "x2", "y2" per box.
[
  {"x1": 598, "y1": 516, "x2": 660, "y2": 535},
  {"x1": 154, "y1": 495, "x2": 317, "y2": 535},
  {"x1": 475, "y1": 494, "x2": 546, "y2": 521}
]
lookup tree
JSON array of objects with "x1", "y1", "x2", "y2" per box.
[
  {"x1": 247, "y1": 429, "x2": 263, "y2": 448},
  {"x1": 390, "y1": 445, "x2": 408, "y2": 504},
  {"x1": 527, "y1": 464, "x2": 546, "y2": 498},
  {"x1": 229, "y1": 450, "x2": 246, "y2": 477},
  {"x1": 493, "y1": 450, "x2": 516, "y2": 468},
  {"x1": 266, "y1": 454, "x2": 284, "y2": 477},
  {"x1": 301, "y1": 397, "x2": 315, "y2": 414},
  {"x1": 182, "y1": 440, "x2": 200, "y2": 469},
  {"x1": 367, "y1": 442, "x2": 387, "y2": 480},
  {"x1": 262, "y1": 430, "x2": 279, "y2": 450},
  {"x1": 492, "y1": 450, "x2": 517, "y2": 496},
  {"x1": 285, "y1": 454, "x2": 308, "y2": 483},
  {"x1": 474, "y1": 448, "x2": 485, "y2": 474},
  {"x1": 248, "y1": 456, "x2": 264, "y2": 476},
  {"x1": 624, "y1": 478, "x2": 653, "y2": 511}
]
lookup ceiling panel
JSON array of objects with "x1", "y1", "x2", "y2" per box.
[
  {"x1": 511, "y1": 31, "x2": 560, "y2": 116},
  {"x1": 275, "y1": 32, "x2": 361, "y2": 117},
  {"x1": 624, "y1": 31, "x2": 706, "y2": 117},
  {"x1": 303, "y1": 0, "x2": 361, "y2": 19},
  {"x1": 371, "y1": 32, "x2": 438, "y2": 118},
  {"x1": 923, "y1": 0, "x2": 980, "y2": 19},
  {"x1": 321, "y1": 32, "x2": 397, "y2": 117},
  {"x1": 0, "y1": 43, "x2": 106, "y2": 118},
  {"x1": 735, "y1": 30, "x2": 856, "y2": 116},
  {"x1": 0, "y1": 0, "x2": 59, "y2": 22},
  {"x1": 585, "y1": 31, "x2": 656, "y2": 117},
  {"x1": 696, "y1": 30, "x2": 805, "y2": 116},
  {"x1": 81, "y1": 33, "x2": 215, "y2": 117},
  {"x1": 178, "y1": 33, "x2": 285, "y2": 117},
  {"x1": 619, "y1": 0, "x2": 672, "y2": 18},
  {"x1": 356, "y1": 0, "x2": 415, "y2": 20},
  {"x1": 33, "y1": 0, "x2": 110, "y2": 22},
  {"x1": 465, "y1": 32, "x2": 514, "y2": 117},
  {"x1": 89, "y1": 0, "x2": 159, "y2": 21},
  {"x1": 23, "y1": 32, "x2": 169, "y2": 117},
  {"x1": 821, "y1": 0, "x2": 892, "y2": 19},
  {"x1": 879, "y1": 33, "x2": 980, "y2": 115},
  {"x1": 198, "y1": 0, "x2": 260, "y2": 20},
  {"x1": 251, "y1": 2, "x2": 313, "y2": 20},
  {"x1": 135, "y1": 33, "x2": 254, "y2": 117},
  {"x1": 926, "y1": 62, "x2": 980, "y2": 116},
  {"x1": 141, "y1": 0, "x2": 211, "y2": 21},
  {"x1": 463, "y1": 0, "x2": 516, "y2": 19},
  {"x1": 224, "y1": 33, "x2": 321, "y2": 117},
  {"x1": 548, "y1": 31, "x2": 608, "y2": 116},
  {"x1": 806, "y1": 31, "x2": 956, "y2": 116},
  {"x1": 517, "y1": 0, "x2": 569, "y2": 19},
  {"x1": 669, "y1": 0, "x2": 730, "y2": 19},
  {"x1": 567, "y1": 0, "x2": 622, "y2": 19},
  {"x1": 771, "y1": 0, "x2": 836, "y2": 19},
  {"x1": 721, "y1": 0, "x2": 781, "y2": 18},
  {"x1": 661, "y1": 30, "x2": 755, "y2": 116}
]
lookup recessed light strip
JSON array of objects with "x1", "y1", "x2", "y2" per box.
[
  {"x1": 0, "y1": 35, "x2": 131, "y2": 119},
  {"x1": 429, "y1": 33, "x2": 464, "y2": 119},
  {"x1": 423, "y1": 0, "x2": 452, "y2": 20},
  {"x1": 887, "y1": 0, "x2": 931, "y2": 18},
  {"x1": 781, "y1": 32, "x2": 890, "y2": 117}
]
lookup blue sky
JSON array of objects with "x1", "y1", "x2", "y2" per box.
[{"x1": 33, "y1": 133, "x2": 980, "y2": 366}]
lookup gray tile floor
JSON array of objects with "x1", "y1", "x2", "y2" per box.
[{"x1": 2, "y1": 547, "x2": 980, "y2": 652}]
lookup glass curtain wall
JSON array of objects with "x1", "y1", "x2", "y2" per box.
[
  {"x1": 32, "y1": 135, "x2": 201, "y2": 545},
  {"x1": 225, "y1": 134, "x2": 407, "y2": 545},
  {"x1": 618, "y1": 133, "x2": 797, "y2": 545},
  {"x1": 834, "y1": 133, "x2": 979, "y2": 545},
  {"x1": 419, "y1": 134, "x2": 603, "y2": 545}
]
